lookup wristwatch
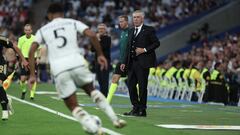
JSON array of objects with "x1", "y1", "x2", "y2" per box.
[{"x1": 144, "y1": 48, "x2": 147, "y2": 52}]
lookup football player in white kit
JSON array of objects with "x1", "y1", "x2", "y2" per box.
[{"x1": 28, "y1": 3, "x2": 126, "y2": 134}]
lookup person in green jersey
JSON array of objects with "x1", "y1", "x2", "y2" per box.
[
  {"x1": 18, "y1": 24, "x2": 38, "y2": 100},
  {"x1": 106, "y1": 15, "x2": 129, "y2": 103}
]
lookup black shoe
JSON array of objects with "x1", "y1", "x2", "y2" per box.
[
  {"x1": 21, "y1": 92, "x2": 26, "y2": 100},
  {"x1": 123, "y1": 109, "x2": 139, "y2": 116},
  {"x1": 138, "y1": 109, "x2": 147, "y2": 117},
  {"x1": 30, "y1": 97, "x2": 34, "y2": 100}
]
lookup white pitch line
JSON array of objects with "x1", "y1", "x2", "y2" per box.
[
  {"x1": 8, "y1": 95, "x2": 123, "y2": 135},
  {"x1": 9, "y1": 95, "x2": 76, "y2": 121},
  {"x1": 35, "y1": 91, "x2": 86, "y2": 96},
  {"x1": 50, "y1": 96, "x2": 61, "y2": 101},
  {"x1": 117, "y1": 114, "x2": 136, "y2": 118},
  {"x1": 156, "y1": 124, "x2": 240, "y2": 130}
]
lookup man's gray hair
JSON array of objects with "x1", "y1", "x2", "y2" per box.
[{"x1": 132, "y1": 10, "x2": 144, "y2": 17}]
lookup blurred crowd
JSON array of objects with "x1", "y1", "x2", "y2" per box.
[
  {"x1": 0, "y1": 0, "x2": 32, "y2": 41},
  {"x1": 61, "y1": 0, "x2": 230, "y2": 63},
  {"x1": 1, "y1": 0, "x2": 228, "y2": 64},
  {"x1": 63, "y1": 0, "x2": 228, "y2": 30},
  {"x1": 165, "y1": 33, "x2": 240, "y2": 77},
  {"x1": 154, "y1": 32, "x2": 240, "y2": 105}
]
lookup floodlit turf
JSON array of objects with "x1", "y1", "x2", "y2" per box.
[{"x1": 1, "y1": 83, "x2": 240, "y2": 135}]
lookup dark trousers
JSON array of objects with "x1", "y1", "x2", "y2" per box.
[
  {"x1": 208, "y1": 81, "x2": 228, "y2": 105},
  {"x1": 127, "y1": 60, "x2": 149, "y2": 110},
  {"x1": 229, "y1": 84, "x2": 239, "y2": 105},
  {"x1": 96, "y1": 64, "x2": 110, "y2": 97}
]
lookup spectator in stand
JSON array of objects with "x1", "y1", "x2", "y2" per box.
[
  {"x1": 0, "y1": 0, "x2": 32, "y2": 36},
  {"x1": 61, "y1": 0, "x2": 228, "y2": 48}
]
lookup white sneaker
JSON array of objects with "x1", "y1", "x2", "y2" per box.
[
  {"x1": 2, "y1": 110, "x2": 9, "y2": 120},
  {"x1": 113, "y1": 119, "x2": 127, "y2": 128},
  {"x1": 7, "y1": 97, "x2": 14, "y2": 115}
]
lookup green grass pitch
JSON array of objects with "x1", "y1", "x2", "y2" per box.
[{"x1": 1, "y1": 83, "x2": 240, "y2": 135}]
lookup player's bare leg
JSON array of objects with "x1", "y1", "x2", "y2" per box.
[
  {"x1": 82, "y1": 83, "x2": 127, "y2": 128},
  {"x1": 63, "y1": 93, "x2": 103, "y2": 134}
]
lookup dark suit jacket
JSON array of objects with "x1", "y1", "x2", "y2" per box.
[
  {"x1": 92, "y1": 35, "x2": 111, "y2": 62},
  {"x1": 123, "y1": 25, "x2": 160, "y2": 68}
]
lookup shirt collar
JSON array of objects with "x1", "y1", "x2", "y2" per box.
[{"x1": 135, "y1": 23, "x2": 143, "y2": 31}]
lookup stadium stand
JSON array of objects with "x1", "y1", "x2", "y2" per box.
[
  {"x1": 63, "y1": 0, "x2": 230, "y2": 32},
  {"x1": 0, "y1": 0, "x2": 32, "y2": 38}
]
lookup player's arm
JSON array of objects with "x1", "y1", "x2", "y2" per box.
[
  {"x1": 83, "y1": 28, "x2": 108, "y2": 70},
  {"x1": 84, "y1": 29, "x2": 103, "y2": 56},
  {"x1": 29, "y1": 42, "x2": 39, "y2": 77},
  {"x1": 28, "y1": 41, "x2": 39, "y2": 88},
  {"x1": 12, "y1": 43, "x2": 28, "y2": 68}
]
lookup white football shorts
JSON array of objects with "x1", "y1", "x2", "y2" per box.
[{"x1": 55, "y1": 65, "x2": 94, "y2": 99}]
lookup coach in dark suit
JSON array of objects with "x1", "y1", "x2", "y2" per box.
[{"x1": 120, "y1": 10, "x2": 160, "y2": 117}]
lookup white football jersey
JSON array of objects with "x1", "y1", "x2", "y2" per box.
[{"x1": 35, "y1": 18, "x2": 89, "y2": 76}]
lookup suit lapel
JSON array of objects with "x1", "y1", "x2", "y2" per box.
[{"x1": 135, "y1": 25, "x2": 145, "y2": 38}]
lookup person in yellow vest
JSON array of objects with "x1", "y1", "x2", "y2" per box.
[
  {"x1": 189, "y1": 63, "x2": 201, "y2": 101},
  {"x1": 149, "y1": 67, "x2": 156, "y2": 76},
  {"x1": 165, "y1": 61, "x2": 179, "y2": 83},
  {"x1": 149, "y1": 67, "x2": 156, "y2": 80},
  {"x1": 174, "y1": 61, "x2": 184, "y2": 99},
  {"x1": 157, "y1": 62, "x2": 167, "y2": 96},
  {"x1": 164, "y1": 61, "x2": 179, "y2": 99},
  {"x1": 209, "y1": 62, "x2": 228, "y2": 105},
  {"x1": 211, "y1": 62, "x2": 224, "y2": 81},
  {"x1": 198, "y1": 61, "x2": 211, "y2": 102},
  {"x1": 155, "y1": 62, "x2": 162, "y2": 77},
  {"x1": 18, "y1": 24, "x2": 38, "y2": 100},
  {"x1": 181, "y1": 61, "x2": 191, "y2": 97},
  {"x1": 173, "y1": 61, "x2": 183, "y2": 85},
  {"x1": 159, "y1": 63, "x2": 169, "y2": 98}
]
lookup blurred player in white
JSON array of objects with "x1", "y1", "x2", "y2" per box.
[{"x1": 28, "y1": 3, "x2": 126, "y2": 134}]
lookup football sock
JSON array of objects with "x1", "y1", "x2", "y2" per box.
[
  {"x1": 91, "y1": 90, "x2": 118, "y2": 122},
  {"x1": 30, "y1": 82, "x2": 37, "y2": 98},
  {"x1": 20, "y1": 81, "x2": 27, "y2": 93},
  {"x1": 72, "y1": 106, "x2": 89, "y2": 123},
  {"x1": 72, "y1": 107, "x2": 100, "y2": 133},
  {"x1": 106, "y1": 83, "x2": 118, "y2": 103},
  {"x1": 0, "y1": 86, "x2": 8, "y2": 110}
]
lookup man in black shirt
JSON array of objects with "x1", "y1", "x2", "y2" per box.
[{"x1": 95, "y1": 23, "x2": 111, "y2": 97}]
